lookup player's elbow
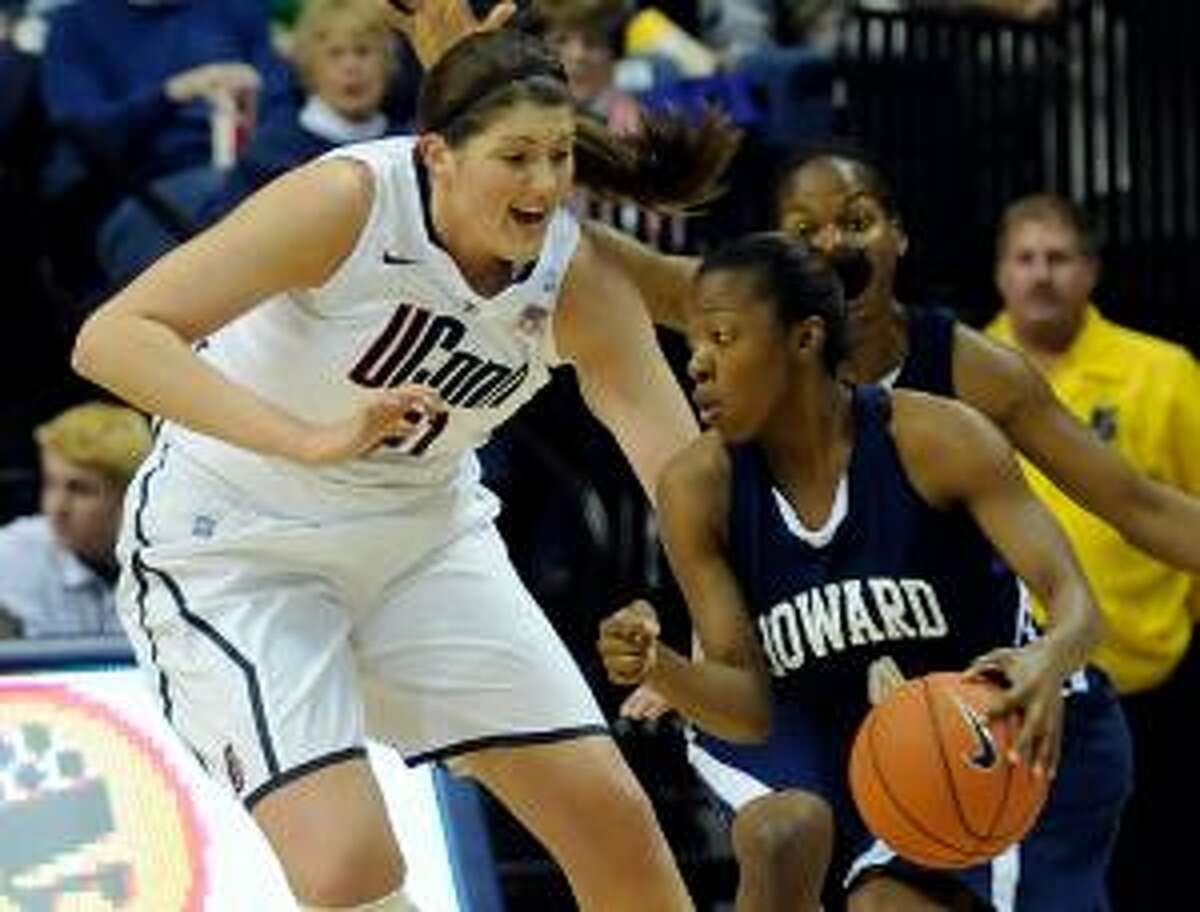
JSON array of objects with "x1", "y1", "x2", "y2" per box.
[{"x1": 71, "y1": 311, "x2": 111, "y2": 383}]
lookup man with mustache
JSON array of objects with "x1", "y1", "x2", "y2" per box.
[{"x1": 987, "y1": 192, "x2": 1200, "y2": 911}]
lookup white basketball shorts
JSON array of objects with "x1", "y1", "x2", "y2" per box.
[{"x1": 115, "y1": 442, "x2": 606, "y2": 807}]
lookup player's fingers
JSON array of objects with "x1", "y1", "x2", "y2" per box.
[
  {"x1": 1029, "y1": 697, "x2": 1063, "y2": 777},
  {"x1": 620, "y1": 685, "x2": 671, "y2": 720},
  {"x1": 1010, "y1": 692, "x2": 1049, "y2": 768},
  {"x1": 605, "y1": 655, "x2": 649, "y2": 684},
  {"x1": 479, "y1": 0, "x2": 516, "y2": 31},
  {"x1": 963, "y1": 648, "x2": 1015, "y2": 683},
  {"x1": 986, "y1": 680, "x2": 1030, "y2": 722},
  {"x1": 388, "y1": 383, "x2": 446, "y2": 417},
  {"x1": 599, "y1": 612, "x2": 651, "y2": 643},
  {"x1": 1041, "y1": 709, "x2": 1064, "y2": 779}
]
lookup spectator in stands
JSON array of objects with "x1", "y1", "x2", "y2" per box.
[
  {"x1": 986, "y1": 192, "x2": 1200, "y2": 911},
  {"x1": 534, "y1": 0, "x2": 642, "y2": 132},
  {"x1": 198, "y1": 0, "x2": 400, "y2": 225},
  {"x1": 40, "y1": 0, "x2": 296, "y2": 289},
  {"x1": 0, "y1": 402, "x2": 152, "y2": 640},
  {"x1": 699, "y1": 0, "x2": 1060, "y2": 61}
]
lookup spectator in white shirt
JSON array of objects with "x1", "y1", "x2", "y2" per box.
[{"x1": 0, "y1": 402, "x2": 152, "y2": 639}]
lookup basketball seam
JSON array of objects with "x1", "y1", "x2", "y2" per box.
[
  {"x1": 980, "y1": 722, "x2": 1014, "y2": 840},
  {"x1": 988, "y1": 731, "x2": 1044, "y2": 844},
  {"x1": 864, "y1": 693, "x2": 974, "y2": 865},
  {"x1": 923, "y1": 678, "x2": 988, "y2": 855}
]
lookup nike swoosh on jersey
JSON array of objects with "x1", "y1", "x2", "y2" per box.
[{"x1": 382, "y1": 251, "x2": 419, "y2": 265}]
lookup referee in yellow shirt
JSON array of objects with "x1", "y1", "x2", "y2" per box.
[{"x1": 987, "y1": 193, "x2": 1200, "y2": 910}]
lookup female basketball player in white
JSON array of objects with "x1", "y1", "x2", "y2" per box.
[{"x1": 72, "y1": 25, "x2": 739, "y2": 912}]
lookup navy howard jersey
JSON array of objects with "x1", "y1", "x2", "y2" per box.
[
  {"x1": 690, "y1": 317, "x2": 1133, "y2": 910},
  {"x1": 725, "y1": 384, "x2": 1021, "y2": 724}
]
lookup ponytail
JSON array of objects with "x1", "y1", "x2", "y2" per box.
[
  {"x1": 574, "y1": 107, "x2": 742, "y2": 214},
  {"x1": 420, "y1": 28, "x2": 742, "y2": 213}
]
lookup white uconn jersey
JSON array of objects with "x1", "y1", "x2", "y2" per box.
[{"x1": 168, "y1": 136, "x2": 580, "y2": 517}]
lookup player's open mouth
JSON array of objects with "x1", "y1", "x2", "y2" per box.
[{"x1": 510, "y1": 207, "x2": 548, "y2": 228}]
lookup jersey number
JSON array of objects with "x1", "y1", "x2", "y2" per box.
[{"x1": 385, "y1": 411, "x2": 449, "y2": 456}]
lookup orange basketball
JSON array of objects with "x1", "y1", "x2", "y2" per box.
[{"x1": 848, "y1": 671, "x2": 1049, "y2": 869}]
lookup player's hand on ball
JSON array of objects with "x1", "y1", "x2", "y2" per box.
[
  {"x1": 867, "y1": 655, "x2": 905, "y2": 706},
  {"x1": 300, "y1": 383, "x2": 446, "y2": 464},
  {"x1": 964, "y1": 641, "x2": 1066, "y2": 779},
  {"x1": 599, "y1": 600, "x2": 661, "y2": 686}
]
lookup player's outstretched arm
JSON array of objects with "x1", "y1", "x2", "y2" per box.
[
  {"x1": 894, "y1": 391, "x2": 1103, "y2": 776},
  {"x1": 599, "y1": 435, "x2": 771, "y2": 742},
  {"x1": 373, "y1": 0, "x2": 515, "y2": 68},
  {"x1": 555, "y1": 230, "x2": 699, "y2": 501},
  {"x1": 954, "y1": 324, "x2": 1200, "y2": 574},
  {"x1": 72, "y1": 159, "x2": 438, "y2": 464},
  {"x1": 581, "y1": 221, "x2": 699, "y2": 334}
]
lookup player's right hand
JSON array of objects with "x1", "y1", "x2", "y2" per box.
[
  {"x1": 598, "y1": 600, "x2": 661, "y2": 686},
  {"x1": 297, "y1": 384, "x2": 445, "y2": 464},
  {"x1": 374, "y1": 0, "x2": 516, "y2": 66}
]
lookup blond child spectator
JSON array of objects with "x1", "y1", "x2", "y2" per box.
[
  {"x1": 0, "y1": 402, "x2": 152, "y2": 639},
  {"x1": 200, "y1": 0, "x2": 400, "y2": 224}
]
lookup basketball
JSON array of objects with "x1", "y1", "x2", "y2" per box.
[{"x1": 848, "y1": 672, "x2": 1049, "y2": 869}]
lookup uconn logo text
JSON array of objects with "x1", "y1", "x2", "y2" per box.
[{"x1": 349, "y1": 303, "x2": 528, "y2": 407}]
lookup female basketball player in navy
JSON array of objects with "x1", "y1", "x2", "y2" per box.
[
  {"x1": 71, "y1": 23, "x2": 741, "y2": 912},
  {"x1": 599, "y1": 233, "x2": 1130, "y2": 911},
  {"x1": 609, "y1": 149, "x2": 1200, "y2": 577}
]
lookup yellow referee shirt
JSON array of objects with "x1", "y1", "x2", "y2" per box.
[{"x1": 987, "y1": 306, "x2": 1200, "y2": 693}]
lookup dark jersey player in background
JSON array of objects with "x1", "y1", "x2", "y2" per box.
[{"x1": 598, "y1": 233, "x2": 1128, "y2": 911}]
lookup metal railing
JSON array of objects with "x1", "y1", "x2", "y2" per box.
[{"x1": 836, "y1": 0, "x2": 1200, "y2": 348}]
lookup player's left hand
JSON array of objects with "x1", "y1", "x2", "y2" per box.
[{"x1": 964, "y1": 641, "x2": 1066, "y2": 779}]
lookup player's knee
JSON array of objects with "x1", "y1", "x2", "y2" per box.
[
  {"x1": 847, "y1": 875, "x2": 958, "y2": 912},
  {"x1": 732, "y1": 792, "x2": 833, "y2": 872},
  {"x1": 288, "y1": 837, "x2": 405, "y2": 907}
]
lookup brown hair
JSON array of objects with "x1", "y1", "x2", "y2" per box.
[
  {"x1": 996, "y1": 193, "x2": 1099, "y2": 260},
  {"x1": 417, "y1": 28, "x2": 742, "y2": 213}
]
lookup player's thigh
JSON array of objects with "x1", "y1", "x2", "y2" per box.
[{"x1": 355, "y1": 521, "x2": 605, "y2": 762}]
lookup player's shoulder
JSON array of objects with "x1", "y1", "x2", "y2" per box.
[
  {"x1": 890, "y1": 390, "x2": 1010, "y2": 491},
  {"x1": 658, "y1": 430, "x2": 730, "y2": 511}
]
